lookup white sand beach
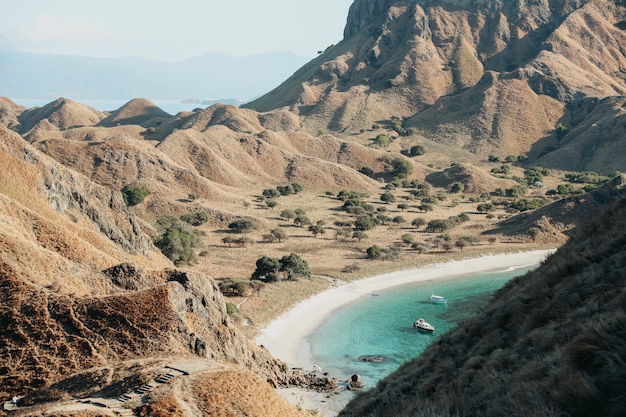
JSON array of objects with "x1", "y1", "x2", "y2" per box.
[
  {"x1": 256, "y1": 250, "x2": 555, "y2": 370},
  {"x1": 257, "y1": 250, "x2": 556, "y2": 415}
]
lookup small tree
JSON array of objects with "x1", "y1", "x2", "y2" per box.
[
  {"x1": 392, "y1": 215, "x2": 405, "y2": 225},
  {"x1": 291, "y1": 182, "x2": 304, "y2": 193},
  {"x1": 380, "y1": 191, "x2": 396, "y2": 204},
  {"x1": 336, "y1": 228, "x2": 352, "y2": 241},
  {"x1": 279, "y1": 253, "x2": 311, "y2": 280},
  {"x1": 228, "y1": 219, "x2": 257, "y2": 235},
  {"x1": 426, "y1": 219, "x2": 449, "y2": 233},
  {"x1": 352, "y1": 230, "x2": 368, "y2": 242},
  {"x1": 409, "y1": 145, "x2": 426, "y2": 156},
  {"x1": 367, "y1": 245, "x2": 384, "y2": 259},
  {"x1": 354, "y1": 216, "x2": 376, "y2": 231},
  {"x1": 412, "y1": 218, "x2": 426, "y2": 229},
  {"x1": 262, "y1": 188, "x2": 281, "y2": 199},
  {"x1": 277, "y1": 184, "x2": 295, "y2": 196},
  {"x1": 271, "y1": 228, "x2": 287, "y2": 242},
  {"x1": 262, "y1": 233, "x2": 278, "y2": 243},
  {"x1": 360, "y1": 166, "x2": 375, "y2": 177},
  {"x1": 280, "y1": 209, "x2": 296, "y2": 220},
  {"x1": 391, "y1": 158, "x2": 413, "y2": 179},
  {"x1": 251, "y1": 256, "x2": 281, "y2": 282},
  {"x1": 418, "y1": 203, "x2": 434, "y2": 213},
  {"x1": 450, "y1": 182, "x2": 465, "y2": 193},
  {"x1": 294, "y1": 214, "x2": 312, "y2": 227},
  {"x1": 401, "y1": 234, "x2": 415, "y2": 246},
  {"x1": 308, "y1": 224, "x2": 326, "y2": 238},
  {"x1": 412, "y1": 242, "x2": 431, "y2": 254},
  {"x1": 180, "y1": 211, "x2": 210, "y2": 226},
  {"x1": 153, "y1": 216, "x2": 200, "y2": 265}
]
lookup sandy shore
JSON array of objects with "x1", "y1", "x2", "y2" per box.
[
  {"x1": 257, "y1": 250, "x2": 555, "y2": 415},
  {"x1": 256, "y1": 250, "x2": 554, "y2": 370}
]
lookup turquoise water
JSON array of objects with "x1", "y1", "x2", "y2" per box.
[{"x1": 309, "y1": 266, "x2": 534, "y2": 389}]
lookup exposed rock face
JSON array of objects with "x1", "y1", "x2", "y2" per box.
[{"x1": 246, "y1": 0, "x2": 626, "y2": 173}]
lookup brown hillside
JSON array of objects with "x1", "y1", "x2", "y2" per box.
[
  {"x1": 0, "y1": 127, "x2": 167, "y2": 290},
  {"x1": 0, "y1": 125, "x2": 293, "y2": 410},
  {"x1": 27, "y1": 105, "x2": 403, "y2": 224},
  {"x1": 426, "y1": 163, "x2": 519, "y2": 194},
  {"x1": 245, "y1": 0, "x2": 626, "y2": 172},
  {"x1": 17, "y1": 97, "x2": 104, "y2": 134},
  {"x1": 0, "y1": 96, "x2": 25, "y2": 129},
  {"x1": 136, "y1": 369, "x2": 311, "y2": 417},
  {"x1": 489, "y1": 174, "x2": 626, "y2": 241},
  {"x1": 97, "y1": 98, "x2": 172, "y2": 127},
  {"x1": 535, "y1": 96, "x2": 626, "y2": 173}
]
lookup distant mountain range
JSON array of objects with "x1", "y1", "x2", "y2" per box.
[{"x1": 0, "y1": 50, "x2": 311, "y2": 102}]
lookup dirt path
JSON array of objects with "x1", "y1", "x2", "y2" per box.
[{"x1": 4, "y1": 359, "x2": 222, "y2": 416}]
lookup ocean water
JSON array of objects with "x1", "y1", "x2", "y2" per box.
[{"x1": 309, "y1": 266, "x2": 534, "y2": 390}]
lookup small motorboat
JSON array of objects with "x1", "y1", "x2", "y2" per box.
[
  {"x1": 428, "y1": 294, "x2": 448, "y2": 304},
  {"x1": 413, "y1": 318, "x2": 435, "y2": 333}
]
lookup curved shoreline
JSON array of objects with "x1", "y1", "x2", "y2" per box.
[{"x1": 256, "y1": 249, "x2": 555, "y2": 368}]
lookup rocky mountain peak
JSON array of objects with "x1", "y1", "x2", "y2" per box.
[{"x1": 246, "y1": 0, "x2": 626, "y2": 173}]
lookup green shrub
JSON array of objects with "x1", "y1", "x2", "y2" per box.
[
  {"x1": 251, "y1": 253, "x2": 311, "y2": 282},
  {"x1": 180, "y1": 211, "x2": 210, "y2": 226},
  {"x1": 409, "y1": 145, "x2": 426, "y2": 156},
  {"x1": 121, "y1": 185, "x2": 150, "y2": 206},
  {"x1": 153, "y1": 216, "x2": 200, "y2": 265},
  {"x1": 373, "y1": 133, "x2": 392, "y2": 147},
  {"x1": 225, "y1": 302, "x2": 239, "y2": 315},
  {"x1": 228, "y1": 218, "x2": 258, "y2": 235}
]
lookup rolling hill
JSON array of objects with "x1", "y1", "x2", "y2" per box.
[{"x1": 1, "y1": 0, "x2": 626, "y2": 416}]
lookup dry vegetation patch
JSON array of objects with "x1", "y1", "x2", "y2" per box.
[{"x1": 191, "y1": 370, "x2": 312, "y2": 417}]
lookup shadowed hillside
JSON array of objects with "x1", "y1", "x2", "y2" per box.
[{"x1": 339, "y1": 184, "x2": 626, "y2": 416}]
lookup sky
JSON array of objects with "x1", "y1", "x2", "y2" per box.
[{"x1": 0, "y1": 0, "x2": 354, "y2": 62}]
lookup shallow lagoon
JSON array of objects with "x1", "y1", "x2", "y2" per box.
[{"x1": 309, "y1": 265, "x2": 534, "y2": 389}]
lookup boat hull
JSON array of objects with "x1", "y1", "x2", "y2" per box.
[{"x1": 413, "y1": 318, "x2": 435, "y2": 333}]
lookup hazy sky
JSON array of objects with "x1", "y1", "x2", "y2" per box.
[{"x1": 0, "y1": 0, "x2": 354, "y2": 61}]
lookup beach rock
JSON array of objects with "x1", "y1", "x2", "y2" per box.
[
  {"x1": 287, "y1": 369, "x2": 338, "y2": 392},
  {"x1": 347, "y1": 374, "x2": 365, "y2": 390},
  {"x1": 359, "y1": 355, "x2": 386, "y2": 363}
]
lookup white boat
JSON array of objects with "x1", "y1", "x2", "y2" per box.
[
  {"x1": 413, "y1": 318, "x2": 435, "y2": 333},
  {"x1": 428, "y1": 294, "x2": 448, "y2": 304}
]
